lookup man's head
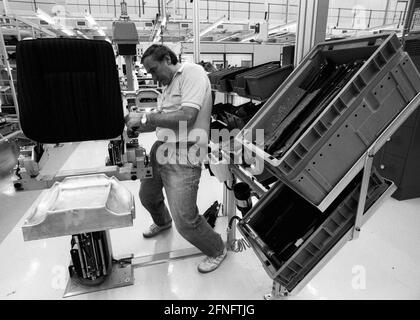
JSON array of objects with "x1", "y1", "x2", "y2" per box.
[{"x1": 141, "y1": 44, "x2": 179, "y2": 86}]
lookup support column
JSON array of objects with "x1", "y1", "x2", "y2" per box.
[
  {"x1": 2, "y1": 0, "x2": 10, "y2": 15},
  {"x1": 294, "y1": 0, "x2": 329, "y2": 66},
  {"x1": 125, "y1": 56, "x2": 135, "y2": 91},
  {"x1": 192, "y1": 0, "x2": 200, "y2": 63},
  {"x1": 403, "y1": 0, "x2": 416, "y2": 37},
  {"x1": 383, "y1": 0, "x2": 392, "y2": 25}
]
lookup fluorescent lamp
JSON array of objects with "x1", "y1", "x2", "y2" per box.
[
  {"x1": 153, "y1": 34, "x2": 161, "y2": 43},
  {"x1": 36, "y1": 8, "x2": 56, "y2": 25},
  {"x1": 200, "y1": 16, "x2": 225, "y2": 37},
  {"x1": 76, "y1": 30, "x2": 89, "y2": 39},
  {"x1": 217, "y1": 32, "x2": 241, "y2": 42},
  {"x1": 268, "y1": 21, "x2": 297, "y2": 35},
  {"x1": 61, "y1": 29, "x2": 75, "y2": 36},
  {"x1": 85, "y1": 14, "x2": 97, "y2": 27},
  {"x1": 185, "y1": 16, "x2": 225, "y2": 42},
  {"x1": 240, "y1": 34, "x2": 257, "y2": 42},
  {"x1": 161, "y1": 16, "x2": 167, "y2": 27}
]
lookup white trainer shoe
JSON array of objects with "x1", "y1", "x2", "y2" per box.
[
  {"x1": 142, "y1": 222, "x2": 172, "y2": 238},
  {"x1": 197, "y1": 248, "x2": 227, "y2": 273}
]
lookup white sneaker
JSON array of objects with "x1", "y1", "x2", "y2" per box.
[
  {"x1": 142, "y1": 222, "x2": 172, "y2": 238},
  {"x1": 197, "y1": 248, "x2": 227, "y2": 273}
]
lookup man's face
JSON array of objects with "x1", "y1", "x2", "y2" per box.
[{"x1": 143, "y1": 55, "x2": 172, "y2": 85}]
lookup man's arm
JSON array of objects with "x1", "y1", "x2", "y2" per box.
[
  {"x1": 148, "y1": 106, "x2": 198, "y2": 130},
  {"x1": 125, "y1": 107, "x2": 198, "y2": 136}
]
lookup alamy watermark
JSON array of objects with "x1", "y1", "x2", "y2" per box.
[
  {"x1": 51, "y1": 265, "x2": 68, "y2": 290},
  {"x1": 351, "y1": 265, "x2": 366, "y2": 290},
  {"x1": 151, "y1": 121, "x2": 266, "y2": 174}
]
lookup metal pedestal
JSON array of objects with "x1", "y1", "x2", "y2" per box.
[{"x1": 64, "y1": 260, "x2": 134, "y2": 298}]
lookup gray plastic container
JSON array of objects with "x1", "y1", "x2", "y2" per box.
[
  {"x1": 238, "y1": 169, "x2": 391, "y2": 293},
  {"x1": 238, "y1": 33, "x2": 420, "y2": 206}
]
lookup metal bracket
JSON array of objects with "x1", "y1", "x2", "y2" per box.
[
  {"x1": 264, "y1": 280, "x2": 289, "y2": 300},
  {"x1": 351, "y1": 144, "x2": 376, "y2": 240},
  {"x1": 223, "y1": 179, "x2": 238, "y2": 251}
]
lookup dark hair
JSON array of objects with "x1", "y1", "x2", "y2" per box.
[{"x1": 141, "y1": 44, "x2": 178, "y2": 65}]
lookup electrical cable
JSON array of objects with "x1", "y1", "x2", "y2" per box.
[
  {"x1": 224, "y1": 181, "x2": 233, "y2": 190},
  {"x1": 231, "y1": 237, "x2": 250, "y2": 253},
  {"x1": 228, "y1": 215, "x2": 250, "y2": 253},
  {"x1": 228, "y1": 215, "x2": 242, "y2": 229}
]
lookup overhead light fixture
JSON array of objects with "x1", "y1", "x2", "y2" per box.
[
  {"x1": 240, "y1": 33, "x2": 257, "y2": 42},
  {"x1": 217, "y1": 32, "x2": 241, "y2": 42},
  {"x1": 85, "y1": 13, "x2": 106, "y2": 37},
  {"x1": 85, "y1": 14, "x2": 97, "y2": 27},
  {"x1": 268, "y1": 21, "x2": 297, "y2": 35},
  {"x1": 97, "y1": 29, "x2": 106, "y2": 36},
  {"x1": 153, "y1": 33, "x2": 161, "y2": 43},
  {"x1": 76, "y1": 30, "x2": 89, "y2": 39},
  {"x1": 61, "y1": 28, "x2": 75, "y2": 36},
  {"x1": 36, "y1": 8, "x2": 56, "y2": 25},
  {"x1": 200, "y1": 16, "x2": 225, "y2": 37},
  {"x1": 161, "y1": 16, "x2": 167, "y2": 28},
  {"x1": 365, "y1": 23, "x2": 399, "y2": 33},
  {"x1": 185, "y1": 15, "x2": 225, "y2": 42},
  {"x1": 37, "y1": 8, "x2": 76, "y2": 37},
  {"x1": 240, "y1": 21, "x2": 297, "y2": 42}
]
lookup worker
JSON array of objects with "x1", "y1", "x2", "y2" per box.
[
  {"x1": 125, "y1": 44, "x2": 227, "y2": 273},
  {"x1": 132, "y1": 68, "x2": 139, "y2": 91},
  {"x1": 135, "y1": 64, "x2": 146, "y2": 85}
]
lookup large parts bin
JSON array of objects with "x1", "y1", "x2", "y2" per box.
[
  {"x1": 374, "y1": 35, "x2": 420, "y2": 200},
  {"x1": 208, "y1": 62, "x2": 292, "y2": 99},
  {"x1": 212, "y1": 101, "x2": 264, "y2": 130},
  {"x1": 238, "y1": 33, "x2": 420, "y2": 207},
  {"x1": 237, "y1": 168, "x2": 392, "y2": 293},
  {"x1": 208, "y1": 67, "x2": 247, "y2": 92},
  {"x1": 230, "y1": 64, "x2": 293, "y2": 100}
]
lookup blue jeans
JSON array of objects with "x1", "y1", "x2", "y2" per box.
[{"x1": 139, "y1": 141, "x2": 225, "y2": 258}]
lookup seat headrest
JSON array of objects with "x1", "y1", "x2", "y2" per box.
[{"x1": 16, "y1": 38, "x2": 124, "y2": 143}]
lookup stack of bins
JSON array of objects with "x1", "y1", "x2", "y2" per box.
[
  {"x1": 235, "y1": 33, "x2": 420, "y2": 293},
  {"x1": 229, "y1": 62, "x2": 280, "y2": 96},
  {"x1": 232, "y1": 64, "x2": 294, "y2": 100},
  {"x1": 208, "y1": 67, "x2": 247, "y2": 92},
  {"x1": 208, "y1": 62, "x2": 281, "y2": 93},
  {"x1": 237, "y1": 33, "x2": 420, "y2": 207}
]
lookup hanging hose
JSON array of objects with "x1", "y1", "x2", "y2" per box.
[{"x1": 231, "y1": 237, "x2": 250, "y2": 253}]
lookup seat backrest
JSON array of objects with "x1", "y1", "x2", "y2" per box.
[{"x1": 16, "y1": 38, "x2": 124, "y2": 143}]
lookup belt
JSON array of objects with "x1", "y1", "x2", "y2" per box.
[{"x1": 157, "y1": 141, "x2": 197, "y2": 148}]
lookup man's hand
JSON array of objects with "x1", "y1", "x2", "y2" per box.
[
  {"x1": 125, "y1": 111, "x2": 157, "y2": 136},
  {"x1": 125, "y1": 112, "x2": 144, "y2": 138}
]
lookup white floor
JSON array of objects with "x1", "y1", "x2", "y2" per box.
[{"x1": 0, "y1": 136, "x2": 420, "y2": 300}]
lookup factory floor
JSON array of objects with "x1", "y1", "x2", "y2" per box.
[{"x1": 0, "y1": 134, "x2": 420, "y2": 300}]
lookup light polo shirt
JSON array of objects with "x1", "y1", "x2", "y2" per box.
[{"x1": 156, "y1": 62, "x2": 212, "y2": 146}]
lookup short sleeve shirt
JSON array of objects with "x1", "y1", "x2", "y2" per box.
[{"x1": 156, "y1": 62, "x2": 212, "y2": 146}]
